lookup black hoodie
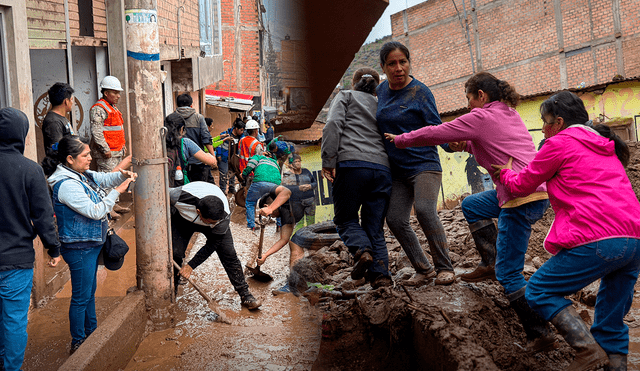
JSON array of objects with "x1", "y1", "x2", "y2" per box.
[{"x1": 0, "y1": 108, "x2": 60, "y2": 271}]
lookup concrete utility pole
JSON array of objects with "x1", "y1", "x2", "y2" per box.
[{"x1": 124, "y1": 0, "x2": 173, "y2": 329}]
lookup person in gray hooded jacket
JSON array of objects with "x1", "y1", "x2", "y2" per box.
[
  {"x1": 321, "y1": 68, "x2": 393, "y2": 289},
  {"x1": 0, "y1": 107, "x2": 61, "y2": 371}
]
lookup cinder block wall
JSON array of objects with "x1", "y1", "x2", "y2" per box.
[{"x1": 390, "y1": 0, "x2": 640, "y2": 113}]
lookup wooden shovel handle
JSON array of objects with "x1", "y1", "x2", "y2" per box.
[
  {"x1": 172, "y1": 260, "x2": 213, "y2": 303},
  {"x1": 257, "y1": 225, "x2": 265, "y2": 259}
]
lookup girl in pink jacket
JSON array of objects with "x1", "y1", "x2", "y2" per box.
[
  {"x1": 497, "y1": 91, "x2": 640, "y2": 371},
  {"x1": 388, "y1": 72, "x2": 555, "y2": 354}
]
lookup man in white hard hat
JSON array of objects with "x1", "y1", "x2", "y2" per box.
[
  {"x1": 237, "y1": 119, "x2": 264, "y2": 175},
  {"x1": 90, "y1": 75, "x2": 130, "y2": 217}
]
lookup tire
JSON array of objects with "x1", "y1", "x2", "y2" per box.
[{"x1": 291, "y1": 220, "x2": 341, "y2": 250}]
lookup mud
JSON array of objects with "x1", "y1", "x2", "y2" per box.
[
  {"x1": 48, "y1": 142, "x2": 640, "y2": 370},
  {"x1": 124, "y1": 208, "x2": 323, "y2": 370}
]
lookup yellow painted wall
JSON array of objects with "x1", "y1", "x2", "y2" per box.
[
  {"x1": 439, "y1": 81, "x2": 640, "y2": 206},
  {"x1": 292, "y1": 144, "x2": 335, "y2": 223}
]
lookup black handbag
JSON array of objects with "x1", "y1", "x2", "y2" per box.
[{"x1": 102, "y1": 228, "x2": 129, "y2": 271}]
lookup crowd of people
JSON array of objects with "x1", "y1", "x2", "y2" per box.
[
  {"x1": 321, "y1": 41, "x2": 639, "y2": 371},
  {"x1": 2, "y1": 37, "x2": 639, "y2": 371}
]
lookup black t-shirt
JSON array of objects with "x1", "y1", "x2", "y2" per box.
[
  {"x1": 42, "y1": 111, "x2": 72, "y2": 156},
  {"x1": 259, "y1": 185, "x2": 305, "y2": 225}
]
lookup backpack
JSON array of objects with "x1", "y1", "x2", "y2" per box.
[{"x1": 167, "y1": 138, "x2": 189, "y2": 187}]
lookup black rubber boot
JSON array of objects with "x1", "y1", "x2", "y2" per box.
[
  {"x1": 551, "y1": 306, "x2": 610, "y2": 371},
  {"x1": 510, "y1": 295, "x2": 558, "y2": 353},
  {"x1": 460, "y1": 221, "x2": 497, "y2": 282},
  {"x1": 605, "y1": 354, "x2": 627, "y2": 371}
]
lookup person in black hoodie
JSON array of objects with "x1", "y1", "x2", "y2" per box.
[{"x1": 0, "y1": 107, "x2": 61, "y2": 371}]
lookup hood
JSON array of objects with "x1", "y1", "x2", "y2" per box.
[
  {"x1": 176, "y1": 107, "x2": 196, "y2": 119},
  {"x1": 47, "y1": 164, "x2": 83, "y2": 188},
  {"x1": 0, "y1": 107, "x2": 29, "y2": 154},
  {"x1": 555, "y1": 125, "x2": 614, "y2": 157}
]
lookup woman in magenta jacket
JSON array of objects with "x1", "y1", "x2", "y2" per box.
[{"x1": 496, "y1": 91, "x2": 640, "y2": 371}]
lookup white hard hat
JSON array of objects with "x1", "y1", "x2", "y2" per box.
[
  {"x1": 245, "y1": 119, "x2": 259, "y2": 130},
  {"x1": 100, "y1": 76, "x2": 123, "y2": 91}
]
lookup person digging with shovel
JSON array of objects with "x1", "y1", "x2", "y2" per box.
[
  {"x1": 170, "y1": 181, "x2": 261, "y2": 310},
  {"x1": 252, "y1": 184, "x2": 310, "y2": 295}
]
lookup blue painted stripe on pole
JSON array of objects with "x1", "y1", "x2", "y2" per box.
[{"x1": 127, "y1": 50, "x2": 160, "y2": 61}]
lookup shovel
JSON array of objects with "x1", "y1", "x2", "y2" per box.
[
  {"x1": 246, "y1": 220, "x2": 273, "y2": 282},
  {"x1": 172, "y1": 260, "x2": 231, "y2": 324}
]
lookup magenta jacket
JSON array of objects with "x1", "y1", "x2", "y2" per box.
[
  {"x1": 394, "y1": 100, "x2": 545, "y2": 206},
  {"x1": 500, "y1": 125, "x2": 640, "y2": 255}
]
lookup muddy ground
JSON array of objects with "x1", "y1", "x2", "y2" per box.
[{"x1": 123, "y1": 143, "x2": 640, "y2": 370}]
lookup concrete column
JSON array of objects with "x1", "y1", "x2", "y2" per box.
[
  {"x1": 124, "y1": 0, "x2": 173, "y2": 329},
  {"x1": 105, "y1": 0, "x2": 132, "y2": 153}
]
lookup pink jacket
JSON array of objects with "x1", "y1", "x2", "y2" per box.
[
  {"x1": 394, "y1": 101, "x2": 545, "y2": 206},
  {"x1": 500, "y1": 126, "x2": 640, "y2": 255}
]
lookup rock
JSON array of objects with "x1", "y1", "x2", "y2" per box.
[
  {"x1": 578, "y1": 280, "x2": 600, "y2": 307},
  {"x1": 532, "y1": 256, "x2": 544, "y2": 269}
]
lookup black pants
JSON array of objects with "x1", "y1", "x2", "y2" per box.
[
  {"x1": 332, "y1": 166, "x2": 392, "y2": 277},
  {"x1": 171, "y1": 213, "x2": 249, "y2": 296},
  {"x1": 187, "y1": 163, "x2": 215, "y2": 184}
]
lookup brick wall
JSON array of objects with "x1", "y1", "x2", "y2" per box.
[
  {"x1": 209, "y1": 0, "x2": 261, "y2": 95},
  {"x1": 27, "y1": 0, "x2": 107, "y2": 49},
  {"x1": 390, "y1": 0, "x2": 640, "y2": 113},
  {"x1": 158, "y1": 0, "x2": 201, "y2": 49}
]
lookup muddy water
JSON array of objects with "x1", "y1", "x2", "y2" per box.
[{"x1": 124, "y1": 217, "x2": 323, "y2": 370}]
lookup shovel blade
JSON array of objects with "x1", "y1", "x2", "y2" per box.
[{"x1": 246, "y1": 264, "x2": 273, "y2": 282}]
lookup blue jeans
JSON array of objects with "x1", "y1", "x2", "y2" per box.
[
  {"x1": 246, "y1": 181, "x2": 278, "y2": 229},
  {"x1": 461, "y1": 190, "x2": 549, "y2": 296},
  {"x1": 0, "y1": 269, "x2": 33, "y2": 371},
  {"x1": 61, "y1": 245, "x2": 101, "y2": 346},
  {"x1": 332, "y1": 167, "x2": 392, "y2": 277},
  {"x1": 526, "y1": 238, "x2": 640, "y2": 355},
  {"x1": 218, "y1": 160, "x2": 235, "y2": 194}
]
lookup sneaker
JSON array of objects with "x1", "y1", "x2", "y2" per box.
[
  {"x1": 434, "y1": 270, "x2": 456, "y2": 286},
  {"x1": 241, "y1": 294, "x2": 262, "y2": 310},
  {"x1": 400, "y1": 270, "x2": 437, "y2": 287},
  {"x1": 351, "y1": 251, "x2": 373, "y2": 280},
  {"x1": 272, "y1": 283, "x2": 291, "y2": 296},
  {"x1": 70, "y1": 339, "x2": 84, "y2": 355}
]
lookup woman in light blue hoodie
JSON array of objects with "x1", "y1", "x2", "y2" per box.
[{"x1": 42, "y1": 135, "x2": 136, "y2": 354}]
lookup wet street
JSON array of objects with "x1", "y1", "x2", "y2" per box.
[{"x1": 123, "y1": 217, "x2": 323, "y2": 371}]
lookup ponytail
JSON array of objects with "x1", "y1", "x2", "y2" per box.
[
  {"x1": 593, "y1": 124, "x2": 630, "y2": 167},
  {"x1": 465, "y1": 72, "x2": 520, "y2": 108},
  {"x1": 41, "y1": 135, "x2": 88, "y2": 176}
]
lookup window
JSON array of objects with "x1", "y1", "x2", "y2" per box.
[
  {"x1": 78, "y1": 0, "x2": 94, "y2": 37},
  {"x1": 199, "y1": 0, "x2": 222, "y2": 56},
  {"x1": 0, "y1": 8, "x2": 10, "y2": 109}
]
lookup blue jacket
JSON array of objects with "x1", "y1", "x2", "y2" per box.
[
  {"x1": 215, "y1": 128, "x2": 244, "y2": 161},
  {"x1": 48, "y1": 165, "x2": 125, "y2": 245},
  {"x1": 376, "y1": 77, "x2": 445, "y2": 179}
]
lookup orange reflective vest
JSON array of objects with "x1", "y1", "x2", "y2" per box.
[
  {"x1": 92, "y1": 99, "x2": 125, "y2": 152},
  {"x1": 238, "y1": 136, "x2": 263, "y2": 173}
]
